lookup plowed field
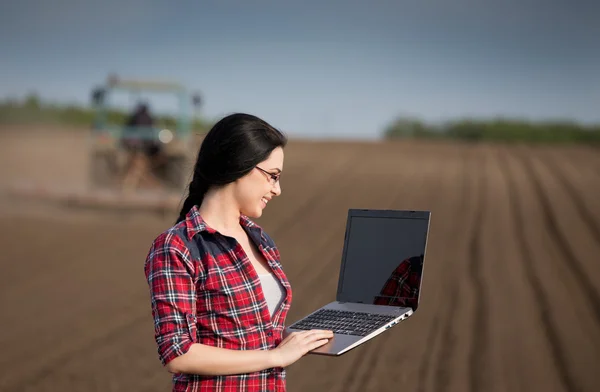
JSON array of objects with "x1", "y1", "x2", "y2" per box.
[{"x1": 1, "y1": 126, "x2": 599, "y2": 392}]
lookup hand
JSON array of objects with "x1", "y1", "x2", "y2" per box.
[{"x1": 270, "y1": 330, "x2": 334, "y2": 368}]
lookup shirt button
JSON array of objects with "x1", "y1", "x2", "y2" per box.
[{"x1": 267, "y1": 331, "x2": 273, "y2": 337}]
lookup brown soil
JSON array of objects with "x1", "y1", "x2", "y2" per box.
[{"x1": 0, "y1": 126, "x2": 599, "y2": 391}]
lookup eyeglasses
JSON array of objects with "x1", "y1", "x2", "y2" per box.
[{"x1": 255, "y1": 166, "x2": 281, "y2": 185}]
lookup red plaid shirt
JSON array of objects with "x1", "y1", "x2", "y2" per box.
[
  {"x1": 144, "y1": 205, "x2": 292, "y2": 391},
  {"x1": 372, "y1": 255, "x2": 423, "y2": 310}
]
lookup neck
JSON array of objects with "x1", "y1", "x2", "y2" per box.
[{"x1": 198, "y1": 186, "x2": 242, "y2": 234}]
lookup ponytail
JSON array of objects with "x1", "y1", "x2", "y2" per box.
[{"x1": 176, "y1": 175, "x2": 210, "y2": 224}]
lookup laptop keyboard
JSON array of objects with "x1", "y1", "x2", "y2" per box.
[{"x1": 288, "y1": 309, "x2": 397, "y2": 337}]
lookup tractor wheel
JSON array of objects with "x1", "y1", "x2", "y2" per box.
[{"x1": 89, "y1": 150, "x2": 118, "y2": 189}]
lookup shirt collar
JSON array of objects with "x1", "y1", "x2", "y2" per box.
[{"x1": 184, "y1": 205, "x2": 263, "y2": 240}]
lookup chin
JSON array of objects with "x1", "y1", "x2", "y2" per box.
[{"x1": 241, "y1": 206, "x2": 263, "y2": 219}]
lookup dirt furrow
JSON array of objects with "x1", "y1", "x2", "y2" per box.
[
  {"x1": 467, "y1": 147, "x2": 489, "y2": 392},
  {"x1": 429, "y1": 145, "x2": 479, "y2": 392},
  {"x1": 482, "y1": 147, "x2": 563, "y2": 392},
  {"x1": 415, "y1": 312, "x2": 441, "y2": 392},
  {"x1": 524, "y1": 150, "x2": 600, "y2": 297},
  {"x1": 533, "y1": 148, "x2": 600, "y2": 244},
  {"x1": 539, "y1": 149, "x2": 600, "y2": 223},
  {"x1": 4, "y1": 312, "x2": 150, "y2": 391},
  {"x1": 546, "y1": 145, "x2": 600, "y2": 177},
  {"x1": 512, "y1": 148, "x2": 600, "y2": 327},
  {"x1": 499, "y1": 148, "x2": 590, "y2": 392}
]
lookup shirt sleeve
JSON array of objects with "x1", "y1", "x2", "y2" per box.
[{"x1": 144, "y1": 231, "x2": 199, "y2": 366}]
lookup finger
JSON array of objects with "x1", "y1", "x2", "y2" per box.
[
  {"x1": 299, "y1": 330, "x2": 326, "y2": 339},
  {"x1": 305, "y1": 329, "x2": 334, "y2": 337},
  {"x1": 302, "y1": 335, "x2": 333, "y2": 347},
  {"x1": 310, "y1": 329, "x2": 334, "y2": 334},
  {"x1": 308, "y1": 336, "x2": 333, "y2": 344},
  {"x1": 305, "y1": 331, "x2": 334, "y2": 340},
  {"x1": 312, "y1": 330, "x2": 334, "y2": 337},
  {"x1": 309, "y1": 338, "x2": 330, "y2": 350},
  {"x1": 284, "y1": 330, "x2": 316, "y2": 343}
]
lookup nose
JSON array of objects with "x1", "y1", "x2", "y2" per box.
[{"x1": 271, "y1": 180, "x2": 282, "y2": 196}]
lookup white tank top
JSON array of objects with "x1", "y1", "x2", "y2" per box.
[{"x1": 258, "y1": 273, "x2": 286, "y2": 317}]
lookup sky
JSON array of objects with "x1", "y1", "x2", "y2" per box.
[{"x1": 1, "y1": 0, "x2": 599, "y2": 139}]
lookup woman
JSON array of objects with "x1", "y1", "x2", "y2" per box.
[{"x1": 144, "y1": 113, "x2": 333, "y2": 391}]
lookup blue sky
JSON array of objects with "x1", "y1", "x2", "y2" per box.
[{"x1": 1, "y1": 0, "x2": 599, "y2": 139}]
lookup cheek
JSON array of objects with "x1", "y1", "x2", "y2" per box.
[{"x1": 235, "y1": 179, "x2": 266, "y2": 206}]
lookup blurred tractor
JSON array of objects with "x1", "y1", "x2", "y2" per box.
[
  {"x1": 89, "y1": 75, "x2": 202, "y2": 194},
  {"x1": 4, "y1": 75, "x2": 203, "y2": 214}
]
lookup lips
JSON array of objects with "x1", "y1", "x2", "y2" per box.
[{"x1": 261, "y1": 197, "x2": 270, "y2": 208}]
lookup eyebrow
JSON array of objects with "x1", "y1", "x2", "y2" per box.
[{"x1": 269, "y1": 168, "x2": 282, "y2": 174}]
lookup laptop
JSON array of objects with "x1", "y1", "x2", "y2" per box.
[{"x1": 283, "y1": 208, "x2": 430, "y2": 356}]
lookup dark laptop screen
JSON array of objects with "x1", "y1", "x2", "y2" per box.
[{"x1": 337, "y1": 214, "x2": 429, "y2": 310}]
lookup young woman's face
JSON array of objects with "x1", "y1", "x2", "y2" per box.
[{"x1": 234, "y1": 147, "x2": 284, "y2": 218}]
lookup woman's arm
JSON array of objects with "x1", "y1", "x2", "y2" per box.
[
  {"x1": 165, "y1": 343, "x2": 276, "y2": 375},
  {"x1": 166, "y1": 329, "x2": 334, "y2": 375}
]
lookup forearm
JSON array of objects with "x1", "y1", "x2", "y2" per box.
[{"x1": 166, "y1": 343, "x2": 279, "y2": 376}]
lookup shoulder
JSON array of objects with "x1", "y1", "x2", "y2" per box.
[
  {"x1": 144, "y1": 222, "x2": 197, "y2": 276},
  {"x1": 150, "y1": 222, "x2": 190, "y2": 255}
]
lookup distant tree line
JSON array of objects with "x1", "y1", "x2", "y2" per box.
[
  {"x1": 0, "y1": 94, "x2": 211, "y2": 133},
  {"x1": 383, "y1": 116, "x2": 600, "y2": 144},
  {"x1": 3, "y1": 95, "x2": 599, "y2": 144}
]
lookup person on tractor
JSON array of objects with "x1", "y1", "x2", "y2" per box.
[
  {"x1": 123, "y1": 102, "x2": 159, "y2": 153},
  {"x1": 121, "y1": 102, "x2": 164, "y2": 191}
]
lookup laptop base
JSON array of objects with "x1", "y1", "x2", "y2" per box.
[{"x1": 284, "y1": 301, "x2": 413, "y2": 356}]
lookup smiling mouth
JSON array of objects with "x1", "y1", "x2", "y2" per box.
[{"x1": 261, "y1": 197, "x2": 269, "y2": 205}]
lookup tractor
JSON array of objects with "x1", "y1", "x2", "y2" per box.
[
  {"x1": 88, "y1": 75, "x2": 202, "y2": 194},
  {"x1": 4, "y1": 75, "x2": 204, "y2": 214}
]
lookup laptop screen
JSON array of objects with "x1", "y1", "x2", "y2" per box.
[{"x1": 337, "y1": 213, "x2": 429, "y2": 310}]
